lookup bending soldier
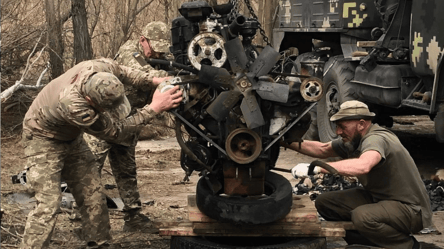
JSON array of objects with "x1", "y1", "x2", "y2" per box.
[
  {"x1": 20, "y1": 58, "x2": 182, "y2": 248},
  {"x1": 83, "y1": 21, "x2": 175, "y2": 232}
]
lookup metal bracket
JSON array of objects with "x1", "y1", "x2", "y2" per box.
[
  {"x1": 171, "y1": 110, "x2": 227, "y2": 156},
  {"x1": 264, "y1": 102, "x2": 316, "y2": 152}
]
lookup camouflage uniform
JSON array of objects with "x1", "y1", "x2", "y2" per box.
[
  {"x1": 21, "y1": 58, "x2": 159, "y2": 248},
  {"x1": 84, "y1": 21, "x2": 173, "y2": 231}
]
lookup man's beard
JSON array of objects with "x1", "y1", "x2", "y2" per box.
[{"x1": 344, "y1": 132, "x2": 362, "y2": 152}]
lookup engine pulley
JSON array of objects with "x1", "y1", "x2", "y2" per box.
[
  {"x1": 187, "y1": 32, "x2": 227, "y2": 70},
  {"x1": 300, "y1": 77, "x2": 323, "y2": 102},
  {"x1": 225, "y1": 128, "x2": 262, "y2": 164}
]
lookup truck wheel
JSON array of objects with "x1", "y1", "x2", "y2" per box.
[
  {"x1": 196, "y1": 172, "x2": 293, "y2": 225},
  {"x1": 317, "y1": 56, "x2": 357, "y2": 142},
  {"x1": 171, "y1": 236, "x2": 327, "y2": 249}
]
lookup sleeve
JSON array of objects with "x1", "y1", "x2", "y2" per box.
[
  {"x1": 58, "y1": 95, "x2": 100, "y2": 128},
  {"x1": 83, "y1": 106, "x2": 159, "y2": 146},
  {"x1": 92, "y1": 57, "x2": 156, "y2": 92},
  {"x1": 360, "y1": 134, "x2": 387, "y2": 160},
  {"x1": 331, "y1": 138, "x2": 350, "y2": 159},
  {"x1": 117, "y1": 48, "x2": 156, "y2": 72}
]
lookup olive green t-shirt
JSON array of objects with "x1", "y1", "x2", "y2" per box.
[{"x1": 332, "y1": 124, "x2": 432, "y2": 228}]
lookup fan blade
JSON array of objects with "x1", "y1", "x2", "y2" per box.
[
  {"x1": 224, "y1": 37, "x2": 249, "y2": 74},
  {"x1": 206, "y1": 90, "x2": 242, "y2": 121},
  {"x1": 240, "y1": 92, "x2": 265, "y2": 129},
  {"x1": 198, "y1": 65, "x2": 233, "y2": 89},
  {"x1": 248, "y1": 46, "x2": 281, "y2": 77},
  {"x1": 254, "y1": 80, "x2": 290, "y2": 103}
]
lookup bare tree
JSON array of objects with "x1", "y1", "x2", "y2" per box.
[
  {"x1": 258, "y1": 0, "x2": 279, "y2": 47},
  {"x1": 72, "y1": 0, "x2": 93, "y2": 63},
  {"x1": 44, "y1": 0, "x2": 66, "y2": 78}
]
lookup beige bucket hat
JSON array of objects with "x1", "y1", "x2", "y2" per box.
[{"x1": 330, "y1": 100, "x2": 375, "y2": 122}]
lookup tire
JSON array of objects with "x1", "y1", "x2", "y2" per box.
[
  {"x1": 317, "y1": 55, "x2": 357, "y2": 142},
  {"x1": 170, "y1": 236, "x2": 327, "y2": 249},
  {"x1": 196, "y1": 172, "x2": 293, "y2": 225}
]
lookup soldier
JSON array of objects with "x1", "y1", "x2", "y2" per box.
[
  {"x1": 83, "y1": 21, "x2": 174, "y2": 233},
  {"x1": 115, "y1": 20, "x2": 171, "y2": 73},
  {"x1": 282, "y1": 101, "x2": 431, "y2": 249},
  {"x1": 21, "y1": 58, "x2": 182, "y2": 249}
]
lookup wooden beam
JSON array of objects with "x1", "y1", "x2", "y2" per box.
[{"x1": 357, "y1": 41, "x2": 377, "y2": 47}]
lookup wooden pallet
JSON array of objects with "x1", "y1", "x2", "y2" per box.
[{"x1": 157, "y1": 195, "x2": 348, "y2": 237}]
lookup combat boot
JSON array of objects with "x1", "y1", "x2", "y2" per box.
[{"x1": 122, "y1": 210, "x2": 158, "y2": 233}]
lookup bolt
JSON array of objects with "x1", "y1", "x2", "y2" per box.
[
  {"x1": 309, "y1": 85, "x2": 318, "y2": 93},
  {"x1": 240, "y1": 80, "x2": 248, "y2": 88}
]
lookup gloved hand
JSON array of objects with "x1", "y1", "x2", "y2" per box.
[{"x1": 291, "y1": 163, "x2": 321, "y2": 179}]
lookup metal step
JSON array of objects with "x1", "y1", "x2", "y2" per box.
[{"x1": 401, "y1": 99, "x2": 431, "y2": 112}]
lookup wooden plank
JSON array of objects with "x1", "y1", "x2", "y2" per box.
[
  {"x1": 192, "y1": 222, "x2": 323, "y2": 236},
  {"x1": 322, "y1": 221, "x2": 355, "y2": 230},
  {"x1": 159, "y1": 224, "x2": 345, "y2": 237},
  {"x1": 157, "y1": 195, "x2": 346, "y2": 237},
  {"x1": 159, "y1": 226, "x2": 197, "y2": 236},
  {"x1": 188, "y1": 195, "x2": 320, "y2": 223},
  {"x1": 357, "y1": 41, "x2": 377, "y2": 47}
]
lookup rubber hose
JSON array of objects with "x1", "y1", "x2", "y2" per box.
[
  {"x1": 147, "y1": 58, "x2": 199, "y2": 75},
  {"x1": 310, "y1": 160, "x2": 339, "y2": 175}
]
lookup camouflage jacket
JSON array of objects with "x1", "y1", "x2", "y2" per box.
[
  {"x1": 115, "y1": 39, "x2": 170, "y2": 110},
  {"x1": 23, "y1": 58, "x2": 158, "y2": 144}
]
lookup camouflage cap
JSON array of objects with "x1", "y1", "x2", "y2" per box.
[
  {"x1": 142, "y1": 21, "x2": 171, "y2": 53},
  {"x1": 84, "y1": 72, "x2": 131, "y2": 120}
]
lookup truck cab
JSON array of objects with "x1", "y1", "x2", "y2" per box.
[{"x1": 273, "y1": 0, "x2": 444, "y2": 142}]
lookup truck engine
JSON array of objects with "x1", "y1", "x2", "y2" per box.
[{"x1": 157, "y1": 1, "x2": 326, "y2": 224}]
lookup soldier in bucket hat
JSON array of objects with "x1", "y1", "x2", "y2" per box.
[
  {"x1": 20, "y1": 58, "x2": 182, "y2": 249},
  {"x1": 281, "y1": 100, "x2": 431, "y2": 249}
]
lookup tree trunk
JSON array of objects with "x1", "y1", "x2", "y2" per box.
[
  {"x1": 164, "y1": 0, "x2": 169, "y2": 23},
  {"x1": 206, "y1": 0, "x2": 218, "y2": 7},
  {"x1": 45, "y1": 0, "x2": 65, "y2": 79},
  {"x1": 171, "y1": 0, "x2": 181, "y2": 19},
  {"x1": 259, "y1": 0, "x2": 278, "y2": 47},
  {"x1": 72, "y1": 0, "x2": 93, "y2": 64}
]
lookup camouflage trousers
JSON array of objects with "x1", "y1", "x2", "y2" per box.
[
  {"x1": 20, "y1": 131, "x2": 111, "y2": 249},
  {"x1": 83, "y1": 133, "x2": 142, "y2": 211}
]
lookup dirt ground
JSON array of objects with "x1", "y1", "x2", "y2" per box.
[{"x1": 1, "y1": 115, "x2": 444, "y2": 248}]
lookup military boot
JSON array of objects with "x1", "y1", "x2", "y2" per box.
[{"x1": 122, "y1": 210, "x2": 158, "y2": 233}]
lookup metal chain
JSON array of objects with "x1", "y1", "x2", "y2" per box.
[
  {"x1": 243, "y1": 0, "x2": 271, "y2": 47},
  {"x1": 228, "y1": 0, "x2": 240, "y2": 21}
]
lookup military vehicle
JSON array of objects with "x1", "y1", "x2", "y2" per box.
[{"x1": 273, "y1": 0, "x2": 444, "y2": 142}]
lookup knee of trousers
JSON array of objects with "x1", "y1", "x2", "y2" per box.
[
  {"x1": 351, "y1": 207, "x2": 376, "y2": 231},
  {"x1": 314, "y1": 192, "x2": 334, "y2": 211},
  {"x1": 34, "y1": 199, "x2": 62, "y2": 217}
]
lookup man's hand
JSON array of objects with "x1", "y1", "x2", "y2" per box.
[
  {"x1": 148, "y1": 86, "x2": 183, "y2": 113},
  {"x1": 291, "y1": 163, "x2": 321, "y2": 179}
]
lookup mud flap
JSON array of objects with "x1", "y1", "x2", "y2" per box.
[{"x1": 435, "y1": 103, "x2": 444, "y2": 142}]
